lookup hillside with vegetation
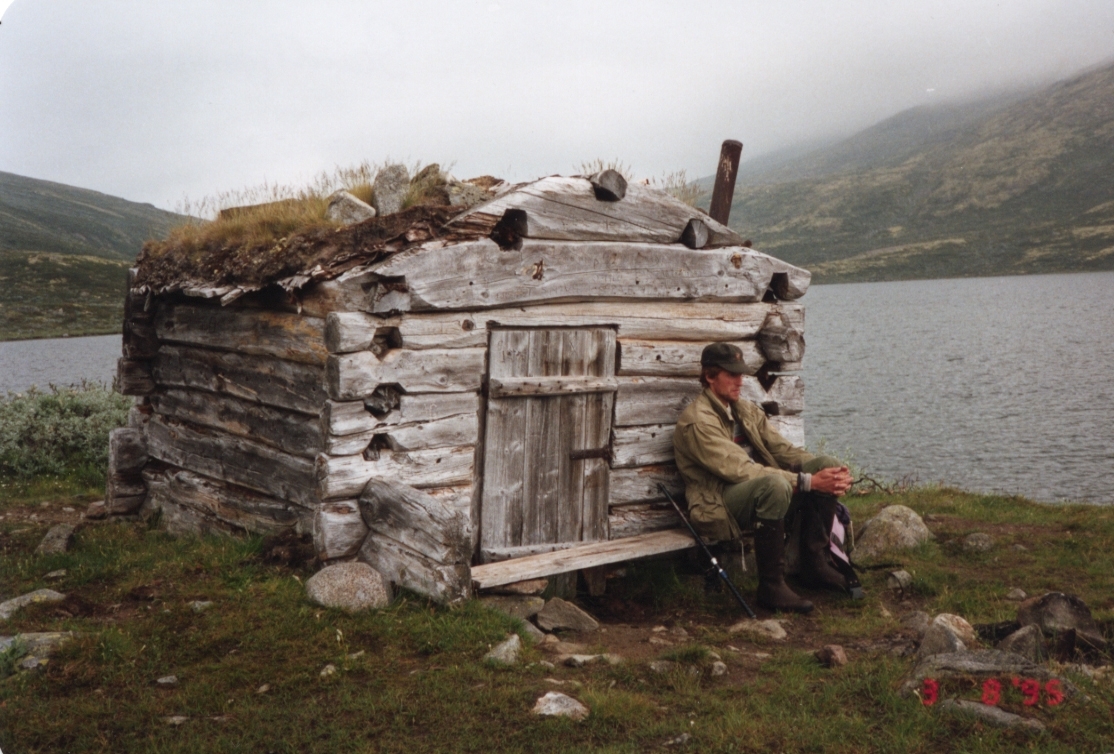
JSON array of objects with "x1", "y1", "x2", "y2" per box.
[
  {"x1": 0, "y1": 172, "x2": 184, "y2": 340},
  {"x1": 723, "y1": 61, "x2": 1114, "y2": 283}
]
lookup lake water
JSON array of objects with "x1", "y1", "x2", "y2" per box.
[{"x1": 1, "y1": 272, "x2": 1111, "y2": 504}]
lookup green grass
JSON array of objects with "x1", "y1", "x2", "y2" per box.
[{"x1": 0, "y1": 487, "x2": 1112, "y2": 752}]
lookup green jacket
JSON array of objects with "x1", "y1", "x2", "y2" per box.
[{"x1": 673, "y1": 388, "x2": 814, "y2": 541}]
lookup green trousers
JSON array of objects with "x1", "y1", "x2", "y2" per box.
[{"x1": 723, "y1": 455, "x2": 842, "y2": 527}]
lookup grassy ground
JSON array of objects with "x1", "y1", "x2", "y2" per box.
[{"x1": 0, "y1": 487, "x2": 1111, "y2": 753}]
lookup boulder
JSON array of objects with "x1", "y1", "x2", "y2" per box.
[
  {"x1": 728, "y1": 619, "x2": 788, "y2": 641},
  {"x1": 325, "y1": 191, "x2": 376, "y2": 224},
  {"x1": 937, "y1": 699, "x2": 1045, "y2": 733},
  {"x1": 305, "y1": 562, "x2": 390, "y2": 612},
  {"x1": 484, "y1": 634, "x2": 522, "y2": 666},
  {"x1": 852, "y1": 505, "x2": 933, "y2": 564},
  {"x1": 532, "y1": 691, "x2": 589, "y2": 720},
  {"x1": 517, "y1": 619, "x2": 546, "y2": 645},
  {"x1": 479, "y1": 595, "x2": 545, "y2": 621},
  {"x1": 901, "y1": 650, "x2": 1081, "y2": 699},
  {"x1": 447, "y1": 181, "x2": 489, "y2": 208},
  {"x1": 917, "y1": 622, "x2": 966, "y2": 659},
  {"x1": 85, "y1": 501, "x2": 107, "y2": 520},
  {"x1": 997, "y1": 624, "x2": 1045, "y2": 663},
  {"x1": 901, "y1": 611, "x2": 932, "y2": 638},
  {"x1": 0, "y1": 589, "x2": 66, "y2": 621},
  {"x1": 963, "y1": 533, "x2": 994, "y2": 552},
  {"x1": 372, "y1": 164, "x2": 410, "y2": 216},
  {"x1": 1017, "y1": 592, "x2": 1105, "y2": 650},
  {"x1": 489, "y1": 578, "x2": 548, "y2": 596},
  {"x1": 536, "y1": 598, "x2": 599, "y2": 632}
]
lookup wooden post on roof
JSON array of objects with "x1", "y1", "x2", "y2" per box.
[{"x1": 709, "y1": 139, "x2": 743, "y2": 226}]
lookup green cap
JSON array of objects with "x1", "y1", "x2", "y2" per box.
[{"x1": 700, "y1": 343, "x2": 748, "y2": 374}]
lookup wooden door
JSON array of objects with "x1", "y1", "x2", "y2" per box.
[{"x1": 480, "y1": 328, "x2": 617, "y2": 562}]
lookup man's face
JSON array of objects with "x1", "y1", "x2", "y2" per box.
[{"x1": 708, "y1": 369, "x2": 743, "y2": 405}]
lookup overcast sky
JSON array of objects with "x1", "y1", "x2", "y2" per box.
[{"x1": 1, "y1": 0, "x2": 1112, "y2": 212}]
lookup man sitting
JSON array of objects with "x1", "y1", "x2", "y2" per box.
[{"x1": 673, "y1": 343, "x2": 853, "y2": 613}]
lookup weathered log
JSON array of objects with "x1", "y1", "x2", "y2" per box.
[
  {"x1": 299, "y1": 267, "x2": 380, "y2": 318},
  {"x1": 325, "y1": 311, "x2": 401, "y2": 354},
  {"x1": 142, "y1": 467, "x2": 308, "y2": 535},
  {"x1": 155, "y1": 303, "x2": 328, "y2": 366},
  {"x1": 612, "y1": 424, "x2": 674, "y2": 469},
  {"x1": 154, "y1": 345, "x2": 326, "y2": 415},
  {"x1": 153, "y1": 387, "x2": 323, "y2": 459},
  {"x1": 326, "y1": 348, "x2": 485, "y2": 400},
  {"x1": 614, "y1": 377, "x2": 703, "y2": 427},
  {"x1": 313, "y1": 500, "x2": 368, "y2": 560},
  {"x1": 359, "y1": 479, "x2": 471, "y2": 565},
  {"x1": 679, "y1": 218, "x2": 710, "y2": 250},
  {"x1": 609, "y1": 464, "x2": 683, "y2": 506},
  {"x1": 759, "y1": 311, "x2": 806, "y2": 364},
  {"x1": 397, "y1": 392, "x2": 479, "y2": 424},
  {"x1": 106, "y1": 473, "x2": 146, "y2": 514},
  {"x1": 321, "y1": 400, "x2": 380, "y2": 436},
  {"x1": 608, "y1": 503, "x2": 683, "y2": 540},
  {"x1": 618, "y1": 339, "x2": 764, "y2": 378},
  {"x1": 122, "y1": 319, "x2": 159, "y2": 360},
  {"x1": 359, "y1": 532, "x2": 471, "y2": 603},
  {"x1": 766, "y1": 375, "x2": 804, "y2": 415},
  {"x1": 589, "y1": 169, "x2": 627, "y2": 201},
  {"x1": 376, "y1": 413, "x2": 479, "y2": 452},
  {"x1": 146, "y1": 415, "x2": 318, "y2": 507},
  {"x1": 315, "y1": 445, "x2": 475, "y2": 500},
  {"x1": 371, "y1": 238, "x2": 809, "y2": 312},
  {"x1": 364, "y1": 385, "x2": 403, "y2": 416},
  {"x1": 488, "y1": 376, "x2": 619, "y2": 398},
  {"x1": 469, "y1": 529, "x2": 695, "y2": 589},
  {"x1": 393, "y1": 302, "x2": 801, "y2": 349},
  {"x1": 448, "y1": 176, "x2": 745, "y2": 247},
  {"x1": 768, "y1": 414, "x2": 805, "y2": 448},
  {"x1": 117, "y1": 358, "x2": 155, "y2": 396},
  {"x1": 109, "y1": 428, "x2": 148, "y2": 473}
]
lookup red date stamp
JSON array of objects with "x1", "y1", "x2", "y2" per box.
[{"x1": 921, "y1": 677, "x2": 1064, "y2": 707}]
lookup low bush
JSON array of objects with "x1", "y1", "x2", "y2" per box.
[{"x1": 0, "y1": 383, "x2": 130, "y2": 485}]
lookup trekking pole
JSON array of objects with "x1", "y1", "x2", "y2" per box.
[{"x1": 658, "y1": 483, "x2": 756, "y2": 619}]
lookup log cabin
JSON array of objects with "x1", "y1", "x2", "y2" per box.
[{"x1": 109, "y1": 168, "x2": 811, "y2": 603}]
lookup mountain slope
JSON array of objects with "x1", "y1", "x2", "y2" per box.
[
  {"x1": 0, "y1": 172, "x2": 185, "y2": 340},
  {"x1": 726, "y1": 62, "x2": 1114, "y2": 282}
]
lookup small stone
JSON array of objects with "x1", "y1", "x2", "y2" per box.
[
  {"x1": 816, "y1": 645, "x2": 848, "y2": 667},
  {"x1": 372, "y1": 164, "x2": 410, "y2": 216},
  {"x1": 35, "y1": 523, "x2": 76, "y2": 556},
  {"x1": 479, "y1": 595, "x2": 545, "y2": 621},
  {"x1": 664, "y1": 733, "x2": 692, "y2": 747},
  {"x1": 933, "y1": 614, "x2": 977, "y2": 646},
  {"x1": 517, "y1": 619, "x2": 546, "y2": 645},
  {"x1": 649, "y1": 660, "x2": 676, "y2": 674},
  {"x1": 544, "y1": 640, "x2": 587, "y2": 655},
  {"x1": 727, "y1": 619, "x2": 787, "y2": 641},
  {"x1": 648, "y1": 636, "x2": 673, "y2": 646},
  {"x1": 157, "y1": 675, "x2": 179, "y2": 686},
  {"x1": 538, "y1": 660, "x2": 555, "y2": 670},
  {"x1": 997, "y1": 624, "x2": 1045, "y2": 663},
  {"x1": 347, "y1": 650, "x2": 365, "y2": 660},
  {"x1": 62, "y1": 507, "x2": 75, "y2": 513},
  {"x1": 753, "y1": 652, "x2": 772, "y2": 659},
  {"x1": 1006, "y1": 588, "x2": 1028, "y2": 601},
  {"x1": 886, "y1": 570, "x2": 913, "y2": 593},
  {"x1": 189, "y1": 600, "x2": 214, "y2": 613},
  {"x1": 711, "y1": 661, "x2": 727, "y2": 676},
  {"x1": 708, "y1": 651, "x2": 722, "y2": 661},
  {"x1": 963, "y1": 533, "x2": 994, "y2": 552},
  {"x1": 484, "y1": 634, "x2": 522, "y2": 666},
  {"x1": 0, "y1": 589, "x2": 66, "y2": 621},
  {"x1": 938, "y1": 699, "x2": 1045, "y2": 733},
  {"x1": 1011, "y1": 543, "x2": 1029, "y2": 552},
  {"x1": 305, "y1": 562, "x2": 391, "y2": 613},
  {"x1": 535, "y1": 598, "x2": 599, "y2": 632},
  {"x1": 164, "y1": 716, "x2": 189, "y2": 726},
  {"x1": 256, "y1": 684, "x2": 270, "y2": 694},
  {"x1": 320, "y1": 664, "x2": 336, "y2": 678},
  {"x1": 651, "y1": 625, "x2": 667, "y2": 633},
  {"x1": 44, "y1": 570, "x2": 67, "y2": 581},
  {"x1": 19, "y1": 656, "x2": 47, "y2": 671},
  {"x1": 901, "y1": 611, "x2": 932, "y2": 638},
  {"x1": 541, "y1": 634, "x2": 560, "y2": 647},
  {"x1": 446, "y1": 181, "x2": 489, "y2": 208},
  {"x1": 879, "y1": 605, "x2": 893, "y2": 619},
  {"x1": 562, "y1": 653, "x2": 622, "y2": 668},
  {"x1": 490, "y1": 578, "x2": 548, "y2": 596},
  {"x1": 85, "y1": 501, "x2": 107, "y2": 520},
  {"x1": 669, "y1": 626, "x2": 690, "y2": 639},
  {"x1": 532, "y1": 691, "x2": 589, "y2": 720},
  {"x1": 918, "y1": 622, "x2": 966, "y2": 659},
  {"x1": 325, "y1": 190, "x2": 376, "y2": 224}
]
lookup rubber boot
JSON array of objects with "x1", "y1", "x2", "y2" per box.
[
  {"x1": 799, "y1": 494, "x2": 851, "y2": 592},
  {"x1": 753, "y1": 518, "x2": 813, "y2": 614}
]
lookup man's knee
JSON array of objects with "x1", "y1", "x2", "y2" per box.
[
  {"x1": 803, "y1": 455, "x2": 843, "y2": 474},
  {"x1": 753, "y1": 475, "x2": 793, "y2": 521}
]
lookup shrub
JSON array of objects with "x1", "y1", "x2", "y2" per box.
[{"x1": 0, "y1": 383, "x2": 130, "y2": 484}]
